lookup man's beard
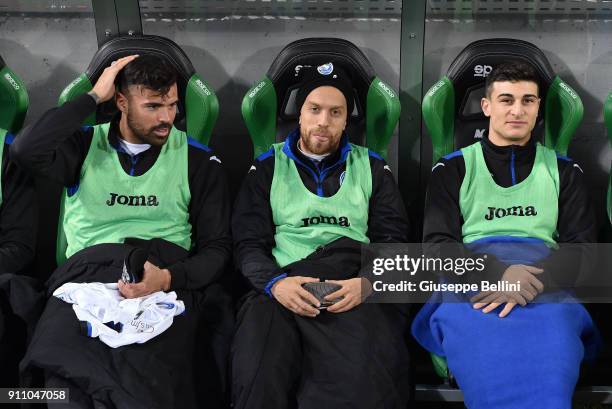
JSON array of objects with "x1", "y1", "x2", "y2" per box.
[
  {"x1": 300, "y1": 127, "x2": 340, "y2": 155},
  {"x1": 126, "y1": 111, "x2": 171, "y2": 146}
]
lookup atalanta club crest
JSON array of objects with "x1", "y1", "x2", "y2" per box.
[{"x1": 317, "y1": 62, "x2": 334, "y2": 76}]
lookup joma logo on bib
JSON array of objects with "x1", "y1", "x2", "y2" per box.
[
  {"x1": 485, "y1": 205, "x2": 537, "y2": 220},
  {"x1": 106, "y1": 193, "x2": 159, "y2": 207},
  {"x1": 301, "y1": 215, "x2": 350, "y2": 227}
]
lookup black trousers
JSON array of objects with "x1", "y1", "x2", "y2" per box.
[
  {"x1": 231, "y1": 293, "x2": 411, "y2": 409},
  {"x1": 30, "y1": 284, "x2": 234, "y2": 409}
]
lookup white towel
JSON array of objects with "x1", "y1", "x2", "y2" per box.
[{"x1": 53, "y1": 282, "x2": 185, "y2": 348}]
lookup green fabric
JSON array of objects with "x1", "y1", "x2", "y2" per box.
[
  {"x1": 544, "y1": 76, "x2": 584, "y2": 156},
  {"x1": 58, "y1": 73, "x2": 95, "y2": 126},
  {"x1": 430, "y1": 353, "x2": 450, "y2": 379},
  {"x1": 459, "y1": 141, "x2": 559, "y2": 245},
  {"x1": 422, "y1": 76, "x2": 455, "y2": 163},
  {"x1": 605, "y1": 92, "x2": 612, "y2": 142},
  {"x1": 62, "y1": 123, "x2": 192, "y2": 259},
  {"x1": 0, "y1": 129, "x2": 6, "y2": 206},
  {"x1": 270, "y1": 142, "x2": 371, "y2": 268},
  {"x1": 241, "y1": 76, "x2": 277, "y2": 158},
  {"x1": 59, "y1": 73, "x2": 218, "y2": 144},
  {"x1": 422, "y1": 75, "x2": 583, "y2": 162},
  {"x1": 365, "y1": 76, "x2": 401, "y2": 160},
  {"x1": 605, "y1": 92, "x2": 612, "y2": 226},
  {"x1": 242, "y1": 76, "x2": 401, "y2": 159},
  {"x1": 0, "y1": 65, "x2": 29, "y2": 133},
  {"x1": 185, "y1": 73, "x2": 218, "y2": 145}
]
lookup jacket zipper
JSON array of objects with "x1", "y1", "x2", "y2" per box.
[{"x1": 129, "y1": 154, "x2": 139, "y2": 176}]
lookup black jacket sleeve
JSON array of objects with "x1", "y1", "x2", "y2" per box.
[
  {"x1": 10, "y1": 93, "x2": 95, "y2": 187},
  {"x1": 538, "y1": 159, "x2": 597, "y2": 289},
  {"x1": 233, "y1": 152, "x2": 413, "y2": 292},
  {"x1": 0, "y1": 145, "x2": 37, "y2": 274},
  {"x1": 423, "y1": 156, "x2": 507, "y2": 282},
  {"x1": 367, "y1": 157, "x2": 410, "y2": 243},
  {"x1": 166, "y1": 149, "x2": 232, "y2": 290},
  {"x1": 232, "y1": 157, "x2": 282, "y2": 291}
]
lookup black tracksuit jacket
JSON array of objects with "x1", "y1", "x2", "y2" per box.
[
  {"x1": 0, "y1": 134, "x2": 37, "y2": 274},
  {"x1": 232, "y1": 129, "x2": 411, "y2": 291},
  {"x1": 424, "y1": 135, "x2": 597, "y2": 288},
  {"x1": 11, "y1": 93, "x2": 231, "y2": 290}
]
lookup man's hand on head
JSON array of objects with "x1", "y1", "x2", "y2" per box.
[
  {"x1": 271, "y1": 276, "x2": 321, "y2": 317},
  {"x1": 89, "y1": 54, "x2": 139, "y2": 104},
  {"x1": 118, "y1": 260, "x2": 171, "y2": 299},
  {"x1": 324, "y1": 277, "x2": 372, "y2": 313}
]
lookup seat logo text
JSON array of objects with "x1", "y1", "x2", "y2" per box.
[{"x1": 474, "y1": 65, "x2": 493, "y2": 78}]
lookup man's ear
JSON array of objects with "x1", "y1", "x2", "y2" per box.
[
  {"x1": 481, "y1": 97, "x2": 491, "y2": 117},
  {"x1": 116, "y1": 91, "x2": 128, "y2": 113}
]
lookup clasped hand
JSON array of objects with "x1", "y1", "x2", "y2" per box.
[
  {"x1": 470, "y1": 264, "x2": 544, "y2": 318},
  {"x1": 118, "y1": 261, "x2": 171, "y2": 299},
  {"x1": 271, "y1": 276, "x2": 372, "y2": 317}
]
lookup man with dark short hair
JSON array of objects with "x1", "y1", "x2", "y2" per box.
[
  {"x1": 412, "y1": 61, "x2": 599, "y2": 409},
  {"x1": 12, "y1": 55, "x2": 232, "y2": 409},
  {"x1": 232, "y1": 63, "x2": 411, "y2": 409}
]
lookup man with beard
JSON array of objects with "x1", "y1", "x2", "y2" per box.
[
  {"x1": 231, "y1": 63, "x2": 412, "y2": 409},
  {"x1": 11, "y1": 55, "x2": 232, "y2": 408}
]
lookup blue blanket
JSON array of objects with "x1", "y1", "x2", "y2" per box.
[{"x1": 412, "y1": 237, "x2": 600, "y2": 409}]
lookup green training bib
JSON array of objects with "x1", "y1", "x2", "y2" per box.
[
  {"x1": 62, "y1": 123, "x2": 192, "y2": 259},
  {"x1": 459, "y1": 141, "x2": 559, "y2": 245},
  {"x1": 270, "y1": 142, "x2": 372, "y2": 268}
]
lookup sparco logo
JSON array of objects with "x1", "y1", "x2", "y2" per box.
[
  {"x1": 64, "y1": 77, "x2": 83, "y2": 95},
  {"x1": 485, "y1": 205, "x2": 537, "y2": 220},
  {"x1": 3, "y1": 73, "x2": 20, "y2": 90},
  {"x1": 301, "y1": 215, "x2": 350, "y2": 227},
  {"x1": 377, "y1": 81, "x2": 395, "y2": 98},
  {"x1": 249, "y1": 81, "x2": 266, "y2": 99},
  {"x1": 559, "y1": 82, "x2": 577, "y2": 100},
  {"x1": 106, "y1": 193, "x2": 159, "y2": 207},
  {"x1": 195, "y1": 79, "x2": 211, "y2": 96},
  {"x1": 427, "y1": 80, "x2": 445, "y2": 97},
  {"x1": 474, "y1": 64, "x2": 493, "y2": 78}
]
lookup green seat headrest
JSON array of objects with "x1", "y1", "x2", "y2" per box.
[
  {"x1": 0, "y1": 56, "x2": 29, "y2": 133},
  {"x1": 604, "y1": 92, "x2": 612, "y2": 227},
  {"x1": 57, "y1": 35, "x2": 218, "y2": 146},
  {"x1": 422, "y1": 39, "x2": 584, "y2": 164},
  {"x1": 423, "y1": 75, "x2": 583, "y2": 164},
  {"x1": 242, "y1": 75, "x2": 400, "y2": 159},
  {"x1": 241, "y1": 38, "x2": 400, "y2": 160}
]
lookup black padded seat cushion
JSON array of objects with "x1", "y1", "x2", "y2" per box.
[
  {"x1": 447, "y1": 38, "x2": 556, "y2": 148},
  {"x1": 85, "y1": 35, "x2": 196, "y2": 129}
]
